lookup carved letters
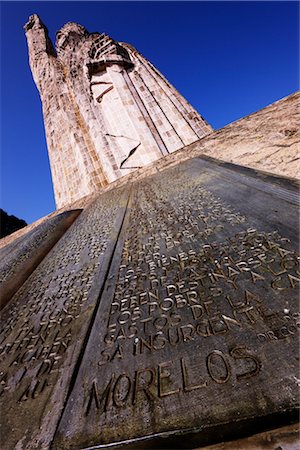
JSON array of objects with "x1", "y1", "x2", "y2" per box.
[
  {"x1": 1, "y1": 161, "x2": 299, "y2": 449},
  {"x1": 86, "y1": 347, "x2": 261, "y2": 415}
]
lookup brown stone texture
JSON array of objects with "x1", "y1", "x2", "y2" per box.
[
  {"x1": 52, "y1": 158, "x2": 300, "y2": 450},
  {"x1": 2, "y1": 156, "x2": 298, "y2": 450},
  {"x1": 24, "y1": 15, "x2": 212, "y2": 209},
  {"x1": 0, "y1": 186, "x2": 130, "y2": 450}
]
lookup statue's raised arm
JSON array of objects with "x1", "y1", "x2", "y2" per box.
[{"x1": 24, "y1": 14, "x2": 57, "y2": 93}]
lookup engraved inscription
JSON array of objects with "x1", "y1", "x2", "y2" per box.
[
  {"x1": 86, "y1": 346, "x2": 261, "y2": 415},
  {"x1": 0, "y1": 187, "x2": 129, "y2": 450},
  {"x1": 54, "y1": 162, "x2": 299, "y2": 450},
  {"x1": 98, "y1": 172, "x2": 299, "y2": 371}
]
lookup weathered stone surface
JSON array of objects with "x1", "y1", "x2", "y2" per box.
[
  {"x1": 53, "y1": 157, "x2": 299, "y2": 449},
  {"x1": 0, "y1": 187, "x2": 129, "y2": 450},
  {"x1": 0, "y1": 193, "x2": 95, "y2": 251},
  {"x1": 94, "y1": 91, "x2": 300, "y2": 189},
  {"x1": 24, "y1": 15, "x2": 211, "y2": 209},
  {"x1": 0, "y1": 15, "x2": 298, "y2": 449},
  {"x1": 0, "y1": 210, "x2": 81, "y2": 310},
  {"x1": 185, "y1": 91, "x2": 300, "y2": 180}
]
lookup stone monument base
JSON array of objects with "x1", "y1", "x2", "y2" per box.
[{"x1": 1, "y1": 155, "x2": 299, "y2": 450}]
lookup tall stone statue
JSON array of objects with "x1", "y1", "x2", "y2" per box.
[
  {"x1": 0, "y1": 12, "x2": 299, "y2": 450},
  {"x1": 24, "y1": 15, "x2": 212, "y2": 208}
]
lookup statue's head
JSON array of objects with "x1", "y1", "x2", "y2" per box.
[{"x1": 56, "y1": 22, "x2": 88, "y2": 55}]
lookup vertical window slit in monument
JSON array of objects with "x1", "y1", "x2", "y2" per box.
[{"x1": 52, "y1": 188, "x2": 132, "y2": 442}]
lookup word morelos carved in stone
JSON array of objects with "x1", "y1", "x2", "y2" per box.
[
  {"x1": 1, "y1": 157, "x2": 297, "y2": 449},
  {"x1": 0, "y1": 188, "x2": 130, "y2": 450},
  {"x1": 53, "y1": 158, "x2": 299, "y2": 449}
]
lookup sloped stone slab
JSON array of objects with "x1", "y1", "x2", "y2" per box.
[
  {"x1": 0, "y1": 187, "x2": 130, "y2": 450},
  {"x1": 54, "y1": 157, "x2": 299, "y2": 449}
]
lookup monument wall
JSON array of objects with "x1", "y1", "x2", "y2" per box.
[{"x1": 24, "y1": 15, "x2": 212, "y2": 208}]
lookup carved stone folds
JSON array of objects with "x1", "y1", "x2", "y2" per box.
[{"x1": 24, "y1": 15, "x2": 212, "y2": 208}]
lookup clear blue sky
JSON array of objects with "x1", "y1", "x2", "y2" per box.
[{"x1": 0, "y1": 1, "x2": 299, "y2": 224}]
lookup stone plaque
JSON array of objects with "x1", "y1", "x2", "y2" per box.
[
  {"x1": 53, "y1": 157, "x2": 299, "y2": 449},
  {"x1": 0, "y1": 210, "x2": 82, "y2": 310},
  {"x1": 0, "y1": 187, "x2": 130, "y2": 450}
]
